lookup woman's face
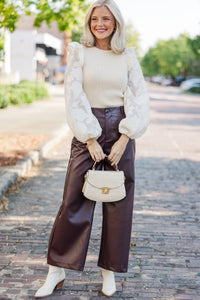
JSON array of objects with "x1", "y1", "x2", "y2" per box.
[{"x1": 90, "y1": 6, "x2": 115, "y2": 45}]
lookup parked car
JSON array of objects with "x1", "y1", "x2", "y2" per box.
[
  {"x1": 176, "y1": 75, "x2": 185, "y2": 86},
  {"x1": 161, "y1": 78, "x2": 171, "y2": 86},
  {"x1": 151, "y1": 75, "x2": 165, "y2": 85},
  {"x1": 151, "y1": 75, "x2": 178, "y2": 86},
  {"x1": 180, "y1": 78, "x2": 200, "y2": 91}
]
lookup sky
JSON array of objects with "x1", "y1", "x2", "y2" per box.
[{"x1": 114, "y1": 0, "x2": 200, "y2": 54}]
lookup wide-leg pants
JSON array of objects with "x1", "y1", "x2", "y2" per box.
[{"x1": 47, "y1": 106, "x2": 135, "y2": 273}]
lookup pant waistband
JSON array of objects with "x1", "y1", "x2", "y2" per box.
[{"x1": 91, "y1": 106, "x2": 125, "y2": 116}]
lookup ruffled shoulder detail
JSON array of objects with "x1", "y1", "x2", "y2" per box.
[
  {"x1": 118, "y1": 46, "x2": 150, "y2": 139},
  {"x1": 68, "y1": 42, "x2": 84, "y2": 66},
  {"x1": 124, "y1": 47, "x2": 136, "y2": 71},
  {"x1": 64, "y1": 42, "x2": 102, "y2": 143}
]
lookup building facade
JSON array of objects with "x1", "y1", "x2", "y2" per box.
[{"x1": 0, "y1": 16, "x2": 64, "y2": 84}]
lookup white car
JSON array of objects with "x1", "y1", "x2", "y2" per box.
[
  {"x1": 152, "y1": 75, "x2": 165, "y2": 84},
  {"x1": 161, "y1": 78, "x2": 171, "y2": 86},
  {"x1": 180, "y1": 78, "x2": 200, "y2": 91}
]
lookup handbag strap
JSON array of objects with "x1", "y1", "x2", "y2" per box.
[{"x1": 92, "y1": 158, "x2": 119, "y2": 172}]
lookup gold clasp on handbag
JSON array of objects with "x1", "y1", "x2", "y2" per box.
[{"x1": 101, "y1": 187, "x2": 110, "y2": 194}]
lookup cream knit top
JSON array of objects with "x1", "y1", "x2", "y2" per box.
[
  {"x1": 83, "y1": 46, "x2": 127, "y2": 108},
  {"x1": 64, "y1": 42, "x2": 149, "y2": 143}
]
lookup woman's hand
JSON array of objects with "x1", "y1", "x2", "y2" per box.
[
  {"x1": 108, "y1": 134, "x2": 129, "y2": 166},
  {"x1": 86, "y1": 138, "x2": 106, "y2": 162}
]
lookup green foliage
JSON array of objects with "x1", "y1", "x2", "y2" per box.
[
  {"x1": 141, "y1": 47, "x2": 161, "y2": 76},
  {"x1": 8, "y1": 88, "x2": 34, "y2": 105},
  {"x1": 0, "y1": 35, "x2": 4, "y2": 51},
  {"x1": 187, "y1": 35, "x2": 200, "y2": 59},
  {"x1": 0, "y1": 0, "x2": 89, "y2": 34},
  {"x1": 71, "y1": 27, "x2": 84, "y2": 43},
  {"x1": 142, "y1": 34, "x2": 199, "y2": 77},
  {"x1": 187, "y1": 87, "x2": 200, "y2": 94},
  {"x1": 0, "y1": 80, "x2": 49, "y2": 109},
  {"x1": 0, "y1": 34, "x2": 5, "y2": 62},
  {"x1": 30, "y1": 0, "x2": 89, "y2": 32},
  {"x1": 126, "y1": 22, "x2": 141, "y2": 57},
  {"x1": 18, "y1": 80, "x2": 49, "y2": 99},
  {"x1": 0, "y1": 0, "x2": 26, "y2": 32},
  {"x1": 0, "y1": 91, "x2": 10, "y2": 108}
]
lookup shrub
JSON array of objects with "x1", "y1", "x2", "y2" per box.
[
  {"x1": 10, "y1": 88, "x2": 36, "y2": 104},
  {"x1": 8, "y1": 90, "x2": 21, "y2": 105},
  {"x1": 0, "y1": 80, "x2": 50, "y2": 108},
  {"x1": 18, "y1": 81, "x2": 49, "y2": 99},
  {"x1": 0, "y1": 91, "x2": 10, "y2": 108},
  {"x1": 187, "y1": 87, "x2": 200, "y2": 94}
]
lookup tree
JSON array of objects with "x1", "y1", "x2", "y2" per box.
[
  {"x1": 126, "y1": 21, "x2": 141, "y2": 57},
  {"x1": 0, "y1": 0, "x2": 26, "y2": 62},
  {"x1": 0, "y1": 35, "x2": 5, "y2": 62},
  {"x1": 71, "y1": 26, "x2": 84, "y2": 43},
  {"x1": 0, "y1": 0, "x2": 89, "y2": 33},
  {"x1": 26, "y1": 0, "x2": 89, "y2": 65},
  {"x1": 141, "y1": 47, "x2": 160, "y2": 76},
  {"x1": 0, "y1": 0, "x2": 27, "y2": 32},
  {"x1": 0, "y1": 1, "x2": 89, "y2": 65},
  {"x1": 29, "y1": 0, "x2": 89, "y2": 33},
  {"x1": 186, "y1": 35, "x2": 200, "y2": 77},
  {"x1": 187, "y1": 35, "x2": 200, "y2": 59},
  {"x1": 141, "y1": 34, "x2": 198, "y2": 77}
]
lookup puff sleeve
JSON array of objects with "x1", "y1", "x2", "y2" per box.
[
  {"x1": 119, "y1": 47, "x2": 150, "y2": 139},
  {"x1": 64, "y1": 42, "x2": 102, "y2": 143}
]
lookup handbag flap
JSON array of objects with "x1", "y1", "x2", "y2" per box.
[{"x1": 86, "y1": 170, "x2": 125, "y2": 189}]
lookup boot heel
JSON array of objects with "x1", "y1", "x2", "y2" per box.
[{"x1": 55, "y1": 279, "x2": 64, "y2": 290}]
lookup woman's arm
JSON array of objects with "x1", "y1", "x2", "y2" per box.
[
  {"x1": 64, "y1": 42, "x2": 102, "y2": 143},
  {"x1": 109, "y1": 48, "x2": 150, "y2": 166},
  {"x1": 86, "y1": 138, "x2": 106, "y2": 162},
  {"x1": 108, "y1": 134, "x2": 129, "y2": 166},
  {"x1": 118, "y1": 47, "x2": 150, "y2": 139}
]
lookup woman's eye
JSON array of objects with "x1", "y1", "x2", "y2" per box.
[{"x1": 91, "y1": 17, "x2": 110, "y2": 21}]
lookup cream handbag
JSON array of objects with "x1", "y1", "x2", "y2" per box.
[{"x1": 82, "y1": 161, "x2": 126, "y2": 202}]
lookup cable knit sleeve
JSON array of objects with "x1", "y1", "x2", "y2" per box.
[
  {"x1": 119, "y1": 47, "x2": 150, "y2": 139},
  {"x1": 64, "y1": 42, "x2": 102, "y2": 143}
]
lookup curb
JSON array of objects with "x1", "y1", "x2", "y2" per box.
[{"x1": 0, "y1": 124, "x2": 71, "y2": 199}]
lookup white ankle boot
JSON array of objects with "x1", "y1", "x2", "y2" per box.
[
  {"x1": 101, "y1": 268, "x2": 116, "y2": 297},
  {"x1": 34, "y1": 265, "x2": 65, "y2": 298}
]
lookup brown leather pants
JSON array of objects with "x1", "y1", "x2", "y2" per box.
[{"x1": 47, "y1": 107, "x2": 135, "y2": 273}]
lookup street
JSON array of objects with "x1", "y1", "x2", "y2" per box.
[{"x1": 0, "y1": 84, "x2": 200, "y2": 299}]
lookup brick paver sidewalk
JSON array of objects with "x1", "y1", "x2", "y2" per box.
[{"x1": 0, "y1": 87, "x2": 200, "y2": 299}]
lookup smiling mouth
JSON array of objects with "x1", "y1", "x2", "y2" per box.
[{"x1": 96, "y1": 29, "x2": 106, "y2": 33}]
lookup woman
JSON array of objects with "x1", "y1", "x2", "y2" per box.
[{"x1": 35, "y1": 0, "x2": 149, "y2": 298}]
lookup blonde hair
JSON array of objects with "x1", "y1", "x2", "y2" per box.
[{"x1": 80, "y1": 0, "x2": 126, "y2": 54}]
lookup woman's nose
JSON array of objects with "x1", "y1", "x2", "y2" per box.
[{"x1": 97, "y1": 19, "x2": 103, "y2": 26}]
